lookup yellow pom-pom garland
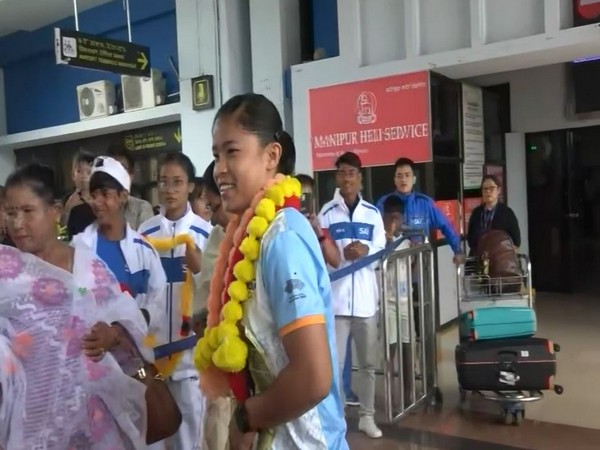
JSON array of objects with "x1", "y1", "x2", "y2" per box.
[
  {"x1": 265, "y1": 184, "x2": 285, "y2": 207},
  {"x1": 239, "y1": 237, "x2": 260, "y2": 261},
  {"x1": 247, "y1": 216, "x2": 269, "y2": 239},
  {"x1": 232, "y1": 259, "x2": 255, "y2": 284},
  {"x1": 227, "y1": 280, "x2": 249, "y2": 303},
  {"x1": 195, "y1": 176, "x2": 302, "y2": 374},
  {"x1": 255, "y1": 198, "x2": 276, "y2": 222},
  {"x1": 222, "y1": 300, "x2": 243, "y2": 322},
  {"x1": 143, "y1": 233, "x2": 197, "y2": 378}
]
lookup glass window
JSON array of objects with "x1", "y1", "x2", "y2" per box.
[
  {"x1": 310, "y1": 0, "x2": 340, "y2": 60},
  {"x1": 482, "y1": 84, "x2": 510, "y2": 164},
  {"x1": 431, "y1": 73, "x2": 460, "y2": 158},
  {"x1": 315, "y1": 170, "x2": 337, "y2": 210},
  {"x1": 483, "y1": 91, "x2": 504, "y2": 163},
  {"x1": 433, "y1": 161, "x2": 461, "y2": 201},
  {"x1": 370, "y1": 165, "x2": 396, "y2": 203}
]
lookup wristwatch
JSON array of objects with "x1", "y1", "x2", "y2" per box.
[{"x1": 234, "y1": 402, "x2": 253, "y2": 433}]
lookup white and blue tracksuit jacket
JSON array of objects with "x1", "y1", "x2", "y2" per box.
[
  {"x1": 318, "y1": 190, "x2": 386, "y2": 318},
  {"x1": 71, "y1": 223, "x2": 168, "y2": 350},
  {"x1": 139, "y1": 205, "x2": 212, "y2": 380}
]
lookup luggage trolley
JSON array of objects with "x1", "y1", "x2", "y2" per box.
[{"x1": 455, "y1": 254, "x2": 560, "y2": 425}]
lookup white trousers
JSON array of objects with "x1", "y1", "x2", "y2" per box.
[{"x1": 147, "y1": 376, "x2": 206, "y2": 450}]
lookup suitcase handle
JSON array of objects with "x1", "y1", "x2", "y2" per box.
[{"x1": 497, "y1": 350, "x2": 518, "y2": 371}]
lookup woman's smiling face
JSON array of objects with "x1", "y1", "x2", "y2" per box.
[{"x1": 211, "y1": 115, "x2": 281, "y2": 215}]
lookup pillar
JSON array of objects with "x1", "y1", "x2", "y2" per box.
[
  {"x1": 249, "y1": 0, "x2": 301, "y2": 131},
  {"x1": 0, "y1": 68, "x2": 15, "y2": 184},
  {"x1": 175, "y1": 0, "x2": 252, "y2": 174}
]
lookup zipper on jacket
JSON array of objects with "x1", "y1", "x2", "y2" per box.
[
  {"x1": 169, "y1": 221, "x2": 176, "y2": 345},
  {"x1": 349, "y1": 205, "x2": 356, "y2": 317}
]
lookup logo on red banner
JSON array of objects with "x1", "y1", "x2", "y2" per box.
[
  {"x1": 463, "y1": 197, "x2": 482, "y2": 233},
  {"x1": 576, "y1": 0, "x2": 600, "y2": 19},
  {"x1": 309, "y1": 71, "x2": 431, "y2": 171}
]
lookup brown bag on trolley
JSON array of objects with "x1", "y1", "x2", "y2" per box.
[{"x1": 476, "y1": 229, "x2": 522, "y2": 294}]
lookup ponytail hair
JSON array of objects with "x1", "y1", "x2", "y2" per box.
[
  {"x1": 214, "y1": 93, "x2": 296, "y2": 175},
  {"x1": 273, "y1": 130, "x2": 296, "y2": 175}
]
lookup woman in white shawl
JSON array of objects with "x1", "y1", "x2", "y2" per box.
[{"x1": 0, "y1": 164, "x2": 151, "y2": 449}]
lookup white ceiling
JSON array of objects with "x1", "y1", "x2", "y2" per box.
[{"x1": 0, "y1": 0, "x2": 114, "y2": 38}]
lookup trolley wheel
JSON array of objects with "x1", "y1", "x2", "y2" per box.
[
  {"x1": 502, "y1": 409, "x2": 525, "y2": 426},
  {"x1": 514, "y1": 410, "x2": 524, "y2": 426},
  {"x1": 554, "y1": 343, "x2": 561, "y2": 353},
  {"x1": 436, "y1": 387, "x2": 444, "y2": 404},
  {"x1": 501, "y1": 408, "x2": 525, "y2": 425},
  {"x1": 458, "y1": 389, "x2": 468, "y2": 413},
  {"x1": 459, "y1": 389, "x2": 467, "y2": 404},
  {"x1": 554, "y1": 385, "x2": 564, "y2": 395},
  {"x1": 426, "y1": 388, "x2": 443, "y2": 411}
]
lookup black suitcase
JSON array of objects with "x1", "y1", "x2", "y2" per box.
[{"x1": 455, "y1": 337, "x2": 560, "y2": 391}]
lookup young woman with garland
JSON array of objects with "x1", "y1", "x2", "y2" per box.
[
  {"x1": 139, "y1": 153, "x2": 212, "y2": 450},
  {"x1": 194, "y1": 94, "x2": 348, "y2": 450}
]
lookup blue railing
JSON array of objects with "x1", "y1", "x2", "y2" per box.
[{"x1": 154, "y1": 233, "x2": 423, "y2": 359}]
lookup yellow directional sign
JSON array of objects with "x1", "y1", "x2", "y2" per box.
[
  {"x1": 123, "y1": 123, "x2": 183, "y2": 152},
  {"x1": 55, "y1": 28, "x2": 151, "y2": 77},
  {"x1": 137, "y1": 52, "x2": 149, "y2": 71}
]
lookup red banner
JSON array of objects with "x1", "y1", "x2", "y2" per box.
[
  {"x1": 435, "y1": 200, "x2": 461, "y2": 240},
  {"x1": 575, "y1": 0, "x2": 600, "y2": 19},
  {"x1": 463, "y1": 197, "x2": 482, "y2": 233},
  {"x1": 309, "y1": 71, "x2": 431, "y2": 171}
]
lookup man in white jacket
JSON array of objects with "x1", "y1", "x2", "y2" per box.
[{"x1": 318, "y1": 152, "x2": 386, "y2": 439}]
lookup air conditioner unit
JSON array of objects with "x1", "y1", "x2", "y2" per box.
[
  {"x1": 76, "y1": 80, "x2": 117, "y2": 121},
  {"x1": 121, "y1": 69, "x2": 166, "y2": 112}
]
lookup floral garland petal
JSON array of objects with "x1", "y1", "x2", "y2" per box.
[{"x1": 195, "y1": 175, "x2": 302, "y2": 402}]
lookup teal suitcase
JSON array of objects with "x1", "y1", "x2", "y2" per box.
[{"x1": 460, "y1": 307, "x2": 536, "y2": 341}]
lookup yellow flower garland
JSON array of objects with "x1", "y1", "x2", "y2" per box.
[
  {"x1": 193, "y1": 176, "x2": 302, "y2": 374},
  {"x1": 144, "y1": 233, "x2": 195, "y2": 378}
]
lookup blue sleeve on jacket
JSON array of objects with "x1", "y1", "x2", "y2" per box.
[
  {"x1": 425, "y1": 198, "x2": 462, "y2": 254},
  {"x1": 375, "y1": 193, "x2": 389, "y2": 213}
]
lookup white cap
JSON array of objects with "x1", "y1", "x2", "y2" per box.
[{"x1": 91, "y1": 156, "x2": 131, "y2": 192}]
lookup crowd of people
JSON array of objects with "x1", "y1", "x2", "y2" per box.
[{"x1": 0, "y1": 92, "x2": 520, "y2": 450}]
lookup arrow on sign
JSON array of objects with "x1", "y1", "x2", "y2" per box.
[
  {"x1": 174, "y1": 128, "x2": 182, "y2": 144},
  {"x1": 137, "y1": 52, "x2": 149, "y2": 70}
]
